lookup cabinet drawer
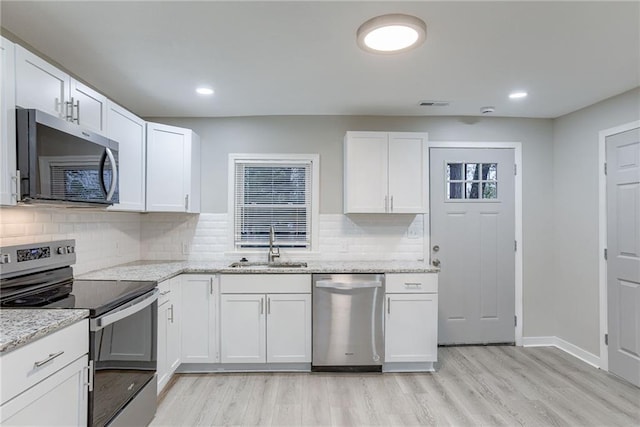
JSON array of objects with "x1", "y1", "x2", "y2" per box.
[
  {"x1": 386, "y1": 273, "x2": 437, "y2": 293},
  {"x1": 158, "y1": 279, "x2": 171, "y2": 306},
  {"x1": 1, "y1": 319, "x2": 88, "y2": 405},
  {"x1": 220, "y1": 274, "x2": 311, "y2": 294}
]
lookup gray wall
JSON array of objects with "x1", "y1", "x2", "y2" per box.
[
  {"x1": 148, "y1": 114, "x2": 555, "y2": 339},
  {"x1": 552, "y1": 88, "x2": 640, "y2": 355}
]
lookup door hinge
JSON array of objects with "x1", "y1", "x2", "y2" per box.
[
  {"x1": 514, "y1": 240, "x2": 517, "y2": 252},
  {"x1": 514, "y1": 315, "x2": 518, "y2": 327},
  {"x1": 514, "y1": 164, "x2": 517, "y2": 175},
  {"x1": 604, "y1": 333, "x2": 608, "y2": 346},
  {"x1": 604, "y1": 162, "x2": 607, "y2": 175},
  {"x1": 604, "y1": 248, "x2": 608, "y2": 261}
]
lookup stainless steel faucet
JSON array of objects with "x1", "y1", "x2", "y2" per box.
[{"x1": 268, "y1": 225, "x2": 280, "y2": 263}]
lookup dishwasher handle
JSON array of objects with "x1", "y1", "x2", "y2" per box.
[{"x1": 315, "y1": 280, "x2": 382, "y2": 290}]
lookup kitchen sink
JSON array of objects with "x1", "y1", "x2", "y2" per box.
[{"x1": 228, "y1": 261, "x2": 308, "y2": 269}]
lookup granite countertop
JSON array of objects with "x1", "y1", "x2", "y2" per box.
[
  {"x1": 78, "y1": 260, "x2": 439, "y2": 283},
  {"x1": 0, "y1": 309, "x2": 89, "y2": 354}
]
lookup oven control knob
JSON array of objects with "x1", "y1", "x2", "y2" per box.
[
  {"x1": 67, "y1": 246, "x2": 74, "y2": 254},
  {"x1": 57, "y1": 247, "x2": 66, "y2": 255},
  {"x1": 0, "y1": 253, "x2": 10, "y2": 264}
]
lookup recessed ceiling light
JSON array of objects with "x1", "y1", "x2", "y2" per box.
[
  {"x1": 509, "y1": 91, "x2": 528, "y2": 99},
  {"x1": 357, "y1": 14, "x2": 426, "y2": 54},
  {"x1": 196, "y1": 87, "x2": 214, "y2": 95}
]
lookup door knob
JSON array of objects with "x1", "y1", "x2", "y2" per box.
[
  {"x1": 432, "y1": 259, "x2": 441, "y2": 267},
  {"x1": 432, "y1": 245, "x2": 440, "y2": 252}
]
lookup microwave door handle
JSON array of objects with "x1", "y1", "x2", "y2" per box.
[
  {"x1": 90, "y1": 289, "x2": 159, "y2": 332},
  {"x1": 104, "y1": 147, "x2": 118, "y2": 201},
  {"x1": 99, "y1": 148, "x2": 118, "y2": 201}
]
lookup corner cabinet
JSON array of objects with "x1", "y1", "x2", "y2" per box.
[
  {"x1": 180, "y1": 275, "x2": 218, "y2": 364},
  {"x1": 344, "y1": 131, "x2": 428, "y2": 214},
  {"x1": 384, "y1": 273, "x2": 438, "y2": 371},
  {"x1": 1, "y1": 37, "x2": 17, "y2": 206},
  {"x1": 106, "y1": 101, "x2": 146, "y2": 211},
  {"x1": 219, "y1": 274, "x2": 312, "y2": 365},
  {"x1": 146, "y1": 122, "x2": 201, "y2": 213}
]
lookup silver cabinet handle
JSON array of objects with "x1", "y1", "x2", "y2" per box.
[
  {"x1": 74, "y1": 99, "x2": 80, "y2": 123},
  {"x1": 169, "y1": 304, "x2": 174, "y2": 323},
  {"x1": 384, "y1": 195, "x2": 388, "y2": 212},
  {"x1": 260, "y1": 297, "x2": 264, "y2": 315},
  {"x1": 404, "y1": 282, "x2": 422, "y2": 288},
  {"x1": 209, "y1": 277, "x2": 214, "y2": 294},
  {"x1": 387, "y1": 297, "x2": 390, "y2": 314},
  {"x1": 13, "y1": 170, "x2": 21, "y2": 202},
  {"x1": 34, "y1": 350, "x2": 64, "y2": 368},
  {"x1": 390, "y1": 195, "x2": 394, "y2": 212},
  {"x1": 267, "y1": 297, "x2": 271, "y2": 314},
  {"x1": 185, "y1": 194, "x2": 189, "y2": 211},
  {"x1": 160, "y1": 290, "x2": 171, "y2": 296}
]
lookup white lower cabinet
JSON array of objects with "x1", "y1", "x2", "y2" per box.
[
  {"x1": 180, "y1": 274, "x2": 218, "y2": 363},
  {"x1": 157, "y1": 277, "x2": 181, "y2": 394},
  {"x1": 384, "y1": 273, "x2": 438, "y2": 366},
  {"x1": 0, "y1": 319, "x2": 89, "y2": 426},
  {"x1": 219, "y1": 274, "x2": 311, "y2": 364}
]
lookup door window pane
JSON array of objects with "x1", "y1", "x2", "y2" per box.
[{"x1": 446, "y1": 162, "x2": 498, "y2": 201}]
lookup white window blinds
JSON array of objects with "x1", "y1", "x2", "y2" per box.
[{"x1": 234, "y1": 159, "x2": 312, "y2": 249}]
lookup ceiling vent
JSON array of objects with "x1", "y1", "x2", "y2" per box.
[{"x1": 419, "y1": 100, "x2": 450, "y2": 107}]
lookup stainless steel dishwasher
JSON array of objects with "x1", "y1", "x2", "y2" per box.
[{"x1": 312, "y1": 274, "x2": 385, "y2": 371}]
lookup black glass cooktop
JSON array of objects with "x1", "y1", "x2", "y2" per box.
[{"x1": 47, "y1": 279, "x2": 157, "y2": 316}]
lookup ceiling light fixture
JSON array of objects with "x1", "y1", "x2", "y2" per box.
[
  {"x1": 357, "y1": 14, "x2": 426, "y2": 54},
  {"x1": 196, "y1": 87, "x2": 214, "y2": 95},
  {"x1": 509, "y1": 91, "x2": 528, "y2": 99}
]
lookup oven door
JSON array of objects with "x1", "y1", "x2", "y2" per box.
[{"x1": 89, "y1": 288, "x2": 158, "y2": 427}]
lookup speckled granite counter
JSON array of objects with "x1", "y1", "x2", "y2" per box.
[
  {"x1": 0, "y1": 309, "x2": 89, "y2": 354},
  {"x1": 78, "y1": 260, "x2": 439, "y2": 283}
]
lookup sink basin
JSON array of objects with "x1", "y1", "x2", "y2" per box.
[{"x1": 228, "y1": 261, "x2": 308, "y2": 269}]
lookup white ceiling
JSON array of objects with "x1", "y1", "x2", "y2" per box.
[{"x1": 2, "y1": 1, "x2": 639, "y2": 118}]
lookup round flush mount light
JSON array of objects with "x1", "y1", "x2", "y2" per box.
[
  {"x1": 357, "y1": 14, "x2": 427, "y2": 54},
  {"x1": 196, "y1": 87, "x2": 214, "y2": 95},
  {"x1": 509, "y1": 91, "x2": 528, "y2": 99}
]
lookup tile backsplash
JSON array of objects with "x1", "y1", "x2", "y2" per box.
[{"x1": 1, "y1": 207, "x2": 427, "y2": 274}]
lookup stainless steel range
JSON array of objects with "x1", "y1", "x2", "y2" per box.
[{"x1": 0, "y1": 240, "x2": 158, "y2": 427}]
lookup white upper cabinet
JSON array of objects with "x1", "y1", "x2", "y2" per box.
[
  {"x1": 146, "y1": 122, "x2": 201, "y2": 213},
  {"x1": 69, "y1": 79, "x2": 107, "y2": 134},
  {"x1": 1, "y1": 37, "x2": 17, "y2": 206},
  {"x1": 106, "y1": 101, "x2": 146, "y2": 211},
  {"x1": 15, "y1": 45, "x2": 107, "y2": 135},
  {"x1": 15, "y1": 45, "x2": 68, "y2": 118},
  {"x1": 344, "y1": 131, "x2": 428, "y2": 214}
]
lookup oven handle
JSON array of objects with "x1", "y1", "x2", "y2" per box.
[{"x1": 90, "y1": 288, "x2": 158, "y2": 332}]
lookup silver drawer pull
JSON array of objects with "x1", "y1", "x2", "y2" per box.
[
  {"x1": 160, "y1": 290, "x2": 171, "y2": 296},
  {"x1": 404, "y1": 282, "x2": 422, "y2": 287},
  {"x1": 34, "y1": 351, "x2": 64, "y2": 368}
]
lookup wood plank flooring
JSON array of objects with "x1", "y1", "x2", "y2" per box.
[{"x1": 151, "y1": 346, "x2": 640, "y2": 426}]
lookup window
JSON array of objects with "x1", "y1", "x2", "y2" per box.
[
  {"x1": 230, "y1": 154, "x2": 319, "y2": 250},
  {"x1": 447, "y1": 162, "x2": 498, "y2": 200}
]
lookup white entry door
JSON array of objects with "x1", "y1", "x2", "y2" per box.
[
  {"x1": 606, "y1": 127, "x2": 640, "y2": 387},
  {"x1": 430, "y1": 148, "x2": 516, "y2": 344}
]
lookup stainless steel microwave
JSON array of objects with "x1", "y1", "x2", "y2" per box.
[{"x1": 16, "y1": 108, "x2": 119, "y2": 206}]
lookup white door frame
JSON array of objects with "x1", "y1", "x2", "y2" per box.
[
  {"x1": 598, "y1": 120, "x2": 640, "y2": 371},
  {"x1": 428, "y1": 141, "x2": 523, "y2": 346}
]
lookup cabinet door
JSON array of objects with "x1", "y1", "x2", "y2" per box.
[
  {"x1": 69, "y1": 79, "x2": 107, "y2": 135},
  {"x1": 0, "y1": 355, "x2": 88, "y2": 426},
  {"x1": 220, "y1": 294, "x2": 266, "y2": 363},
  {"x1": 266, "y1": 294, "x2": 311, "y2": 363},
  {"x1": 388, "y1": 133, "x2": 428, "y2": 213},
  {"x1": 385, "y1": 293, "x2": 438, "y2": 362},
  {"x1": 106, "y1": 101, "x2": 146, "y2": 211},
  {"x1": 344, "y1": 132, "x2": 388, "y2": 213},
  {"x1": 180, "y1": 275, "x2": 217, "y2": 363},
  {"x1": 1, "y1": 37, "x2": 17, "y2": 206},
  {"x1": 15, "y1": 45, "x2": 69, "y2": 118},
  {"x1": 167, "y1": 279, "x2": 181, "y2": 373},
  {"x1": 156, "y1": 300, "x2": 169, "y2": 393},
  {"x1": 146, "y1": 122, "x2": 188, "y2": 212}
]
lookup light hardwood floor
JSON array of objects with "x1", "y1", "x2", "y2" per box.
[{"x1": 151, "y1": 346, "x2": 640, "y2": 426}]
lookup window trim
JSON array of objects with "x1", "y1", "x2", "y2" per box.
[{"x1": 227, "y1": 153, "x2": 320, "y2": 253}]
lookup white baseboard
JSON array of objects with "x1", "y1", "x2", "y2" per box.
[{"x1": 523, "y1": 336, "x2": 601, "y2": 368}]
